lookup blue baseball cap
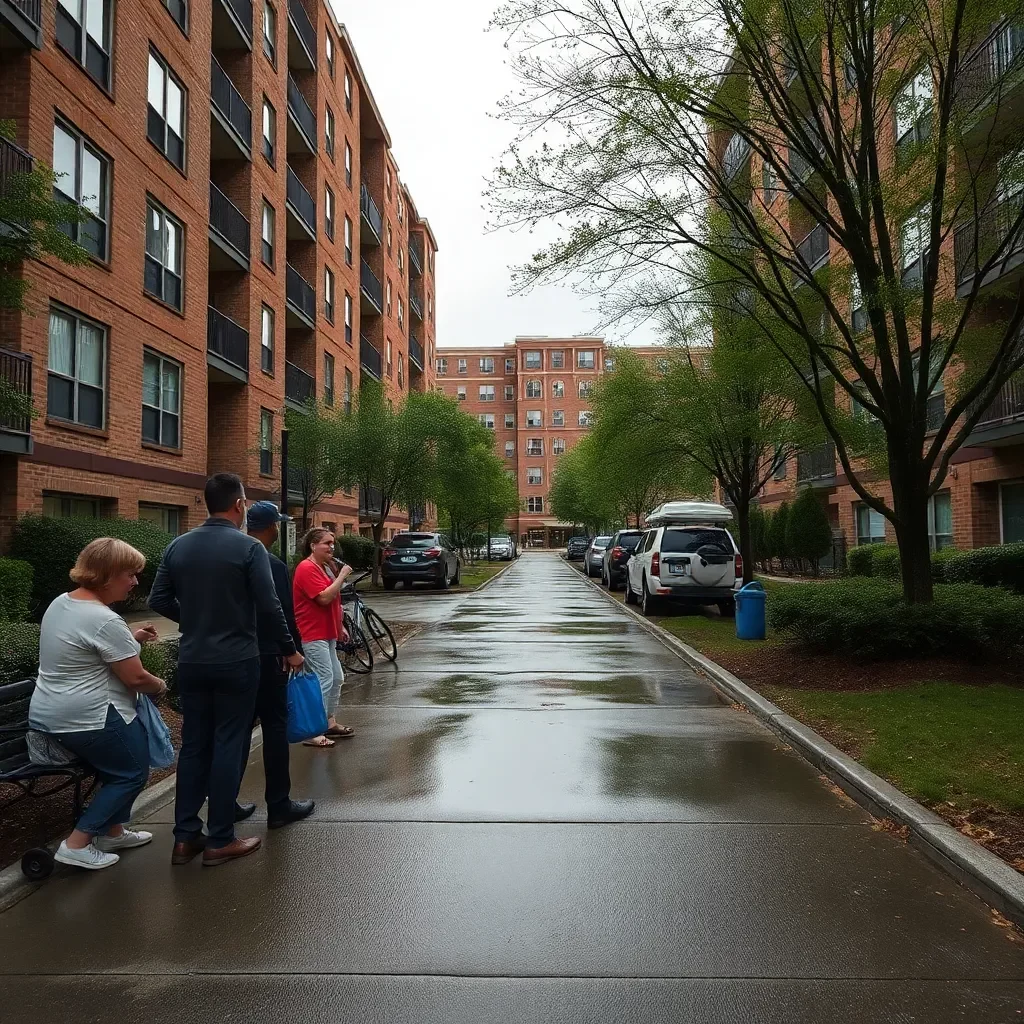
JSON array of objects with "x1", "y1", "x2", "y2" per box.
[{"x1": 247, "y1": 501, "x2": 291, "y2": 532}]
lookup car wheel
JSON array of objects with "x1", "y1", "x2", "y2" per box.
[
  {"x1": 453, "y1": 560, "x2": 461, "y2": 585},
  {"x1": 383, "y1": 579, "x2": 396, "y2": 591},
  {"x1": 624, "y1": 575, "x2": 638, "y2": 605},
  {"x1": 438, "y1": 568, "x2": 450, "y2": 591},
  {"x1": 641, "y1": 577, "x2": 659, "y2": 617},
  {"x1": 718, "y1": 598, "x2": 736, "y2": 618}
]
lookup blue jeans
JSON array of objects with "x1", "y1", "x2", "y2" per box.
[
  {"x1": 54, "y1": 704, "x2": 150, "y2": 836},
  {"x1": 174, "y1": 658, "x2": 260, "y2": 849}
]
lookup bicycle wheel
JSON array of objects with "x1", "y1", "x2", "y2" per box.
[
  {"x1": 363, "y1": 607, "x2": 398, "y2": 662},
  {"x1": 339, "y1": 612, "x2": 373, "y2": 674}
]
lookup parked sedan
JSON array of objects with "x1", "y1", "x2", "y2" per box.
[
  {"x1": 566, "y1": 536, "x2": 590, "y2": 561},
  {"x1": 488, "y1": 535, "x2": 515, "y2": 561},
  {"x1": 585, "y1": 536, "x2": 612, "y2": 577},
  {"x1": 381, "y1": 532, "x2": 461, "y2": 590},
  {"x1": 601, "y1": 529, "x2": 644, "y2": 590}
]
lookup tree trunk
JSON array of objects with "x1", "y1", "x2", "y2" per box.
[
  {"x1": 888, "y1": 453, "x2": 934, "y2": 603},
  {"x1": 371, "y1": 521, "x2": 385, "y2": 587},
  {"x1": 735, "y1": 498, "x2": 754, "y2": 585}
]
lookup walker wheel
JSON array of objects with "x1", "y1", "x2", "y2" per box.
[{"x1": 21, "y1": 847, "x2": 54, "y2": 881}]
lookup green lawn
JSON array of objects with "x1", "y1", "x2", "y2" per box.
[{"x1": 459, "y1": 560, "x2": 509, "y2": 589}]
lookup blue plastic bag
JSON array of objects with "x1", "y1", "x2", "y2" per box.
[
  {"x1": 286, "y1": 669, "x2": 328, "y2": 744},
  {"x1": 137, "y1": 694, "x2": 175, "y2": 769}
]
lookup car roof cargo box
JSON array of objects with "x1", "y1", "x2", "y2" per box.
[{"x1": 646, "y1": 501, "x2": 734, "y2": 527}]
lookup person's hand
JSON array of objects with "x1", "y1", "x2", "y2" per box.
[
  {"x1": 285, "y1": 652, "x2": 304, "y2": 670},
  {"x1": 134, "y1": 624, "x2": 159, "y2": 644}
]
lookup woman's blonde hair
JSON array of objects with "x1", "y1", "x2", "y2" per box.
[
  {"x1": 69, "y1": 538, "x2": 146, "y2": 591},
  {"x1": 301, "y1": 527, "x2": 334, "y2": 558}
]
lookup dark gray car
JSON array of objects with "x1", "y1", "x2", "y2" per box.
[{"x1": 381, "y1": 532, "x2": 461, "y2": 590}]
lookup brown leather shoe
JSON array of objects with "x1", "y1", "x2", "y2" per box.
[
  {"x1": 202, "y1": 836, "x2": 261, "y2": 867},
  {"x1": 171, "y1": 839, "x2": 206, "y2": 866}
]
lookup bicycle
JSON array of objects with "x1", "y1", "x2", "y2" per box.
[{"x1": 337, "y1": 570, "x2": 398, "y2": 674}]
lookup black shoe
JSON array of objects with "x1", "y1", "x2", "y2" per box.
[
  {"x1": 234, "y1": 802, "x2": 257, "y2": 822},
  {"x1": 268, "y1": 799, "x2": 315, "y2": 830}
]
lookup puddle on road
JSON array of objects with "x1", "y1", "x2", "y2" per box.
[
  {"x1": 420, "y1": 675, "x2": 500, "y2": 705},
  {"x1": 416, "y1": 673, "x2": 658, "y2": 705}
]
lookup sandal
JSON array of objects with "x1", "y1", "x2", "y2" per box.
[
  {"x1": 324, "y1": 725, "x2": 355, "y2": 739},
  {"x1": 302, "y1": 736, "x2": 336, "y2": 748}
]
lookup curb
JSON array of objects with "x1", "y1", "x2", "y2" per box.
[{"x1": 574, "y1": 567, "x2": 1024, "y2": 930}]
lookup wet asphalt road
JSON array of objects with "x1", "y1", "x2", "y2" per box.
[{"x1": 3, "y1": 553, "x2": 1024, "y2": 1022}]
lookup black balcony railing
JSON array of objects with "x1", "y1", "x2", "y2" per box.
[
  {"x1": 971, "y1": 373, "x2": 1024, "y2": 430},
  {"x1": 218, "y1": 0, "x2": 253, "y2": 40},
  {"x1": 797, "y1": 442, "x2": 837, "y2": 483},
  {"x1": 954, "y1": 193, "x2": 1024, "y2": 286},
  {"x1": 408, "y1": 236, "x2": 423, "y2": 276},
  {"x1": 286, "y1": 164, "x2": 316, "y2": 234},
  {"x1": 288, "y1": 0, "x2": 316, "y2": 64},
  {"x1": 287, "y1": 74, "x2": 316, "y2": 149},
  {"x1": 409, "y1": 334, "x2": 424, "y2": 370},
  {"x1": 360, "y1": 259, "x2": 383, "y2": 312},
  {"x1": 0, "y1": 136, "x2": 33, "y2": 198},
  {"x1": 209, "y1": 183, "x2": 250, "y2": 261},
  {"x1": 723, "y1": 133, "x2": 751, "y2": 181},
  {"x1": 207, "y1": 306, "x2": 249, "y2": 372},
  {"x1": 409, "y1": 288, "x2": 424, "y2": 320},
  {"x1": 796, "y1": 223, "x2": 830, "y2": 271},
  {"x1": 360, "y1": 334, "x2": 382, "y2": 379},
  {"x1": 359, "y1": 484, "x2": 383, "y2": 518},
  {"x1": 285, "y1": 360, "x2": 314, "y2": 406},
  {"x1": 360, "y1": 183, "x2": 383, "y2": 242},
  {"x1": 211, "y1": 56, "x2": 252, "y2": 151},
  {"x1": 959, "y1": 22, "x2": 1024, "y2": 111},
  {"x1": 285, "y1": 263, "x2": 316, "y2": 323},
  {"x1": 0, "y1": 347, "x2": 31, "y2": 435},
  {"x1": 8, "y1": 0, "x2": 41, "y2": 28}
]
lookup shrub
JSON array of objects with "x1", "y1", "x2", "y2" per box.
[
  {"x1": 0, "y1": 558, "x2": 33, "y2": 621},
  {"x1": 770, "y1": 501, "x2": 790, "y2": 565},
  {"x1": 768, "y1": 578, "x2": 1024, "y2": 661},
  {"x1": 942, "y1": 542, "x2": 1024, "y2": 594},
  {"x1": 871, "y1": 544, "x2": 902, "y2": 579},
  {"x1": 786, "y1": 490, "x2": 832, "y2": 571},
  {"x1": 749, "y1": 504, "x2": 769, "y2": 566},
  {"x1": 930, "y1": 546, "x2": 961, "y2": 584},
  {"x1": 0, "y1": 621, "x2": 40, "y2": 685},
  {"x1": 10, "y1": 515, "x2": 173, "y2": 618},
  {"x1": 335, "y1": 533, "x2": 375, "y2": 569},
  {"x1": 847, "y1": 544, "x2": 874, "y2": 576}
]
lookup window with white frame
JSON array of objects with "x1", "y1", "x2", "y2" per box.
[
  {"x1": 526, "y1": 410, "x2": 542, "y2": 427},
  {"x1": 458, "y1": 358, "x2": 467, "y2": 374},
  {"x1": 56, "y1": 0, "x2": 112, "y2": 89},
  {"x1": 52, "y1": 120, "x2": 109, "y2": 259},
  {"x1": 386, "y1": 339, "x2": 393, "y2": 376},
  {"x1": 325, "y1": 29, "x2": 334, "y2": 77},
  {"x1": 398, "y1": 296, "x2": 404, "y2": 329},
  {"x1": 527, "y1": 468, "x2": 543, "y2": 485},
  {"x1": 344, "y1": 69, "x2": 352, "y2": 114},
  {"x1": 525, "y1": 379, "x2": 541, "y2": 398},
  {"x1": 578, "y1": 410, "x2": 594, "y2": 426},
  {"x1": 527, "y1": 496, "x2": 544, "y2": 514},
  {"x1": 505, "y1": 357, "x2": 515, "y2": 374},
  {"x1": 344, "y1": 368, "x2": 352, "y2": 414},
  {"x1": 504, "y1": 384, "x2": 514, "y2": 401},
  {"x1": 552, "y1": 410, "x2": 565, "y2": 427},
  {"x1": 855, "y1": 504, "x2": 886, "y2": 545},
  {"x1": 928, "y1": 490, "x2": 953, "y2": 551},
  {"x1": 851, "y1": 272, "x2": 867, "y2": 332},
  {"x1": 344, "y1": 140, "x2": 352, "y2": 188},
  {"x1": 478, "y1": 413, "x2": 495, "y2": 429},
  {"x1": 480, "y1": 356, "x2": 494, "y2": 374},
  {"x1": 456, "y1": 386, "x2": 466, "y2": 401},
  {"x1": 324, "y1": 266, "x2": 335, "y2": 322},
  {"x1": 325, "y1": 184, "x2": 334, "y2": 238},
  {"x1": 147, "y1": 49, "x2": 186, "y2": 170},
  {"x1": 479, "y1": 385, "x2": 495, "y2": 402},
  {"x1": 577, "y1": 350, "x2": 596, "y2": 369},
  {"x1": 604, "y1": 357, "x2": 616, "y2": 372},
  {"x1": 324, "y1": 352, "x2": 335, "y2": 405},
  {"x1": 398, "y1": 352, "x2": 404, "y2": 390},
  {"x1": 261, "y1": 305, "x2": 274, "y2": 374},
  {"x1": 263, "y1": 1, "x2": 276, "y2": 63},
  {"x1": 552, "y1": 380, "x2": 564, "y2": 398},
  {"x1": 437, "y1": 357, "x2": 448, "y2": 375},
  {"x1": 504, "y1": 413, "x2": 515, "y2": 428},
  {"x1": 527, "y1": 438, "x2": 544, "y2": 456},
  {"x1": 144, "y1": 198, "x2": 184, "y2": 310},
  {"x1": 344, "y1": 215, "x2": 352, "y2": 265},
  {"x1": 344, "y1": 292, "x2": 353, "y2": 344},
  {"x1": 325, "y1": 104, "x2": 335, "y2": 158},
  {"x1": 552, "y1": 438, "x2": 566, "y2": 455},
  {"x1": 900, "y1": 205, "x2": 929, "y2": 288},
  {"x1": 47, "y1": 306, "x2": 106, "y2": 428},
  {"x1": 260, "y1": 409, "x2": 273, "y2": 474},
  {"x1": 504, "y1": 440, "x2": 515, "y2": 458},
  {"x1": 262, "y1": 201, "x2": 275, "y2": 265},
  {"x1": 895, "y1": 68, "x2": 933, "y2": 151},
  {"x1": 142, "y1": 350, "x2": 181, "y2": 448},
  {"x1": 524, "y1": 351, "x2": 541, "y2": 369},
  {"x1": 262, "y1": 98, "x2": 275, "y2": 164},
  {"x1": 398, "y1": 246, "x2": 404, "y2": 276},
  {"x1": 550, "y1": 350, "x2": 564, "y2": 369},
  {"x1": 578, "y1": 380, "x2": 594, "y2": 399}
]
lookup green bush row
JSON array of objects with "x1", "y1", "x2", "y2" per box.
[
  {"x1": 0, "y1": 558, "x2": 32, "y2": 622},
  {"x1": 9, "y1": 515, "x2": 174, "y2": 619},
  {"x1": 848, "y1": 540, "x2": 1024, "y2": 592},
  {"x1": 768, "y1": 578, "x2": 1024, "y2": 661},
  {"x1": 335, "y1": 534, "x2": 375, "y2": 569},
  {"x1": 0, "y1": 621, "x2": 40, "y2": 686}
]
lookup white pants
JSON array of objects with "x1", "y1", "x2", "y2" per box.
[{"x1": 303, "y1": 640, "x2": 344, "y2": 719}]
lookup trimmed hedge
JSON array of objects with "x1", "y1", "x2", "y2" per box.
[
  {"x1": 0, "y1": 558, "x2": 32, "y2": 621},
  {"x1": 942, "y1": 542, "x2": 1024, "y2": 593},
  {"x1": 0, "y1": 621, "x2": 40, "y2": 685},
  {"x1": 768, "y1": 578, "x2": 1024, "y2": 661},
  {"x1": 335, "y1": 534, "x2": 375, "y2": 569},
  {"x1": 10, "y1": 515, "x2": 173, "y2": 618}
]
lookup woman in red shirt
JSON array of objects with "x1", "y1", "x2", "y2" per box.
[{"x1": 292, "y1": 528, "x2": 354, "y2": 748}]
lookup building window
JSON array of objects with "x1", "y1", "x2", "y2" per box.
[
  {"x1": 142, "y1": 349, "x2": 181, "y2": 448},
  {"x1": 479, "y1": 385, "x2": 495, "y2": 402},
  {"x1": 386, "y1": 279, "x2": 392, "y2": 316},
  {"x1": 260, "y1": 409, "x2": 273, "y2": 474},
  {"x1": 504, "y1": 413, "x2": 515, "y2": 428},
  {"x1": 398, "y1": 297, "x2": 404, "y2": 329},
  {"x1": 578, "y1": 380, "x2": 593, "y2": 399},
  {"x1": 504, "y1": 384, "x2": 514, "y2": 401},
  {"x1": 397, "y1": 193, "x2": 404, "y2": 223},
  {"x1": 56, "y1": 0, "x2": 112, "y2": 90},
  {"x1": 478, "y1": 413, "x2": 495, "y2": 429},
  {"x1": 851, "y1": 273, "x2": 867, "y2": 333},
  {"x1": 577, "y1": 350, "x2": 596, "y2": 369},
  {"x1": 398, "y1": 246, "x2": 404, "y2": 276},
  {"x1": 553, "y1": 438, "x2": 566, "y2": 455},
  {"x1": 52, "y1": 120, "x2": 109, "y2": 260},
  {"x1": 505, "y1": 357, "x2": 515, "y2": 374},
  {"x1": 527, "y1": 496, "x2": 544, "y2": 514},
  {"x1": 578, "y1": 410, "x2": 593, "y2": 426},
  {"x1": 344, "y1": 292, "x2": 353, "y2": 344},
  {"x1": 325, "y1": 104, "x2": 335, "y2": 159},
  {"x1": 47, "y1": 306, "x2": 106, "y2": 429},
  {"x1": 262, "y1": 98, "x2": 276, "y2": 164},
  {"x1": 344, "y1": 215, "x2": 352, "y2": 265},
  {"x1": 325, "y1": 185, "x2": 335, "y2": 239},
  {"x1": 526, "y1": 379, "x2": 541, "y2": 398},
  {"x1": 527, "y1": 438, "x2": 543, "y2": 456},
  {"x1": 324, "y1": 266, "x2": 335, "y2": 322},
  {"x1": 552, "y1": 410, "x2": 565, "y2": 427},
  {"x1": 263, "y1": 1, "x2": 276, "y2": 63},
  {"x1": 457, "y1": 386, "x2": 466, "y2": 401},
  {"x1": 855, "y1": 504, "x2": 886, "y2": 545},
  {"x1": 437, "y1": 357, "x2": 448, "y2": 375},
  {"x1": 344, "y1": 369, "x2": 353, "y2": 414},
  {"x1": 505, "y1": 440, "x2": 515, "y2": 458},
  {"x1": 398, "y1": 353, "x2": 404, "y2": 389},
  {"x1": 344, "y1": 69, "x2": 353, "y2": 114},
  {"x1": 550, "y1": 350, "x2": 564, "y2": 369},
  {"x1": 1001, "y1": 482, "x2": 1024, "y2": 543},
  {"x1": 325, "y1": 31, "x2": 335, "y2": 77},
  {"x1": 895, "y1": 69, "x2": 932, "y2": 153},
  {"x1": 43, "y1": 493, "x2": 101, "y2": 518},
  {"x1": 524, "y1": 351, "x2": 542, "y2": 370},
  {"x1": 324, "y1": 352, "x2": 335, "y2": 406},
  {"x1": 480, "y1": 357, "x2": 494, "y2": 374},
  {"x1": 899, "y1": 205, "x2": 929, "y2": 288},
  {"x1": 262, "y1": 201, "x2": 275, "y2": 267},
  {"x1": 386, "y1": 339, "x2": 393, "y2": 377},
  {"x1": 458, "y1": 358, "x2": 467, "y2": 374},
  {"x1": 147, "y1": 49, "x2": 186, "y2": 171},
  {"x1": 762, "y1": 160, "x2": 781, "y2": 203},
  {"x1": 386, "y1": 167, "x2": 393, "y2": 198},
  {"x1": 344, "y1": 140, "x2": 352, "y2": 188},
  {"x1": 526, "y1": 410, "x2": 542, "y2": 427},
  {"x1": 552, "y1": 380, "x2": 564, "y2": 398},
  {"x1": 139, "y1": 503, "x2": 182, "y2": 535},
  {"x1": 144, "y1": 199, "x2": 184, "y2": 311},
  {"x1": 387, "y1": 223, "x2": 393, "y2": 256},
  {"x1": 928, "y1": 491, "x2": 953, "y2": 551},
  {"x1": 527, "y1": 468, "x2": 543, "y2": 485},
  {"x1": 604, "y1": 357, "x2": 616, "y2": 372},
  {"x1": 261, "y1": 305, "x2": 274, "y2": 374}
]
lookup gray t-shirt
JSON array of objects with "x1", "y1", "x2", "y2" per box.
[{"x1": 29, "y1": 594, "x2": 142, "y2": 733}]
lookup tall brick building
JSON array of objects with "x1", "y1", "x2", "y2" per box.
[{"x1": 0, "y1": 0, "x2": 437, "y2": 544}]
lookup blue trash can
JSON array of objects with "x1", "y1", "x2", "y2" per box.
[{"x1": 735, "y1": 581, "x2": 767, "y2": 641}]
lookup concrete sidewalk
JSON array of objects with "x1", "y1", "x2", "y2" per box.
[{"x1": 2, "y1": 553, "x2": 1023, "y2": 1022}]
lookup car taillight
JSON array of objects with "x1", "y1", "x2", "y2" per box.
[
  {"x1": 651, "y1": 552, "x2": 660, "y2": 576},
  {"x1": 735, "y1": 554, "x2": 743, "y2": 577},
  {"x1": 611, "y1": 547, "x2": 623, "y2": 558},
  {"x1": 383, "y1": 548, "x2": 397, "y2": 559},
  {"x1": 425, "y1": 547, "x2": 442, "y2": 557}
]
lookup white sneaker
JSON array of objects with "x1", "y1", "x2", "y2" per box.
[
  {"x1": 95, "y1": 829, "x2": 154, "y2": 852},
  {"x1": 54, "y1": 841, "x2": 119, "y2": 871}
]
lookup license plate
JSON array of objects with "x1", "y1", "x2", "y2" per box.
[
  {"x1": 401, "y1": 556, "x2": 417, "y2": 563},
  {"x1": 668, "y1": 563, "x2": 686, "y2": 575}
]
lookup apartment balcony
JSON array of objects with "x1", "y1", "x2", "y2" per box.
[
  {"x1": 0, "y1": 135, "x2": 32, "y2": 235},
  {"x1": 408, "y1": 333, "x2": 424, "y2": 372},
  {"x1": 213, "y1": 0, "x2": 253, "y2": 50},
  {"x1": 287, "y1": 0, "x2": 316, "y2": 71},
  {"x1": 210, "y1": 56, "x2": 252, "y2": 160},
  {"x1": 359, "y1": 484, "x2": 383, "y2": 519},
  {"x1": 287, "y1": 74, "x2": 316, "y2": 155},
  {"x1": 953, "y1": 193, "x2": 1024, "y2": 297},
  {"x1": 959, "y1": 22, "x2": 1024, "y2": 115},
  {"x1": 285, "y1": 360, "x2": 314, "y2": 410},
  {"x1": 360, "y1": 334, "x2": 383, "y2": 380},
  {"x1": 965, "y1": 373, "x2": 1024, "y2": 447},
  {"x1": 409, "y1": 286, "x2": 424, "y2": 321},
  {"x1": 794, "y1": 222, "x2": 830, "y2": 282},
  {"x1": 208, "y1": 183, "x2": 250, "y2": 271},
  {"x1": 0, "y1": 0, "x2": 41, "y2": 49},
  {"x1": 0, "y1": 348, "x2": 32, "y2": 455},
  {"x1": 723, "y1": 133, "x2": 751, "y2": 182},
  {"x1": 360, "y1": 183, "x2": 383, "y2": 246},
  {"x1": 207, "y1": 306, "x2": 249, "y2": 383},
  {"x1": 796, "y1": 442, "x2": 837, "y2": 487},
  {"x1": 285, "y1": 164, "x2": 316, "y2": 241},
  {"x1": 360, "y1": 259, "x2": 383, "y2": 316},
  {"x1": 285, "y1": 262, "x2": 316, "y2": 329},
  {"x1": 408, "y1": 235, "x2": 424, "y2": 277}
]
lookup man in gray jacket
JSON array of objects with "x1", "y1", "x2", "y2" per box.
[{"x1": 150, "y1": 473, "x2": 303, "y2": 867}]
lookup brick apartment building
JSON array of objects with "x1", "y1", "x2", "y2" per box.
[
  {"x1": 435, "y1": 336, "x2": 662, "y2": 548},
  {"x1": 0, "y1": 0, "x2": 437, "y2": 546}
]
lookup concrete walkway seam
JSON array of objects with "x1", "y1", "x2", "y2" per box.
[{"x1": 572, "y1": 564, "x2": 1024, "y2": 930}]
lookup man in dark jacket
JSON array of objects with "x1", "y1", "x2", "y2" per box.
[
  {"x1": 234, "y1": 501, "x2": 315, "y2": 829},
  {"x1": 150, "y1": 473, "x2": 303, "y2": 867}
]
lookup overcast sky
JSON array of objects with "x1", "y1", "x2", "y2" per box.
[{"x1": 331, "y1": 0, "x2": 658, "y2": 350}]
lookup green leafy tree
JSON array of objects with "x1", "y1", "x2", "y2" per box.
[
  {"x1": 547, "y1": 437, "x2": 617, "y2": 535},
  {"x1": 490, "y1": 0, "x2": 1024, "y2": 602},
  {"x1": 749, "y1": 503, "x2": 769, "y2": 571},
  {"x1": 283, "y1": 401, "x2": 346, "y2": 533},
  {"x1": 786, "y1": 488, "x2": 833, "y2": 574},
  {"x1": 770, "y1": 501, "x2": 791, "y2": 572}
]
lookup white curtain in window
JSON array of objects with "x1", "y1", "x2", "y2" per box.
[
  {"x1": 146, "y1": 205, "x2": 162, "y2": 259},
  {"x1": 77, "y1": 323, "x2": 103, "y2": 385},
  {"x1": 142, "y1": 353, "x2": 160, "y2": 407},
  {"x1": 52, "y1": 124, "x2": 77, "y2": 198},
  {"x1": 167, "y1": 78, "x2": 183, "y2": 135},
  {"x1": 148, "y1": 54, "x2": 164, "y2": 112},
  {"x1": 162, "y1": 362, "x2": 180, "y2": 413},
  {"x1": 48, "y1": 312, "x2": 74, "y2": 375}
]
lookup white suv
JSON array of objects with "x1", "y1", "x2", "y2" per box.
[{"x1": 625, "y1": 502, "x2": 742, "y2": 617}]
